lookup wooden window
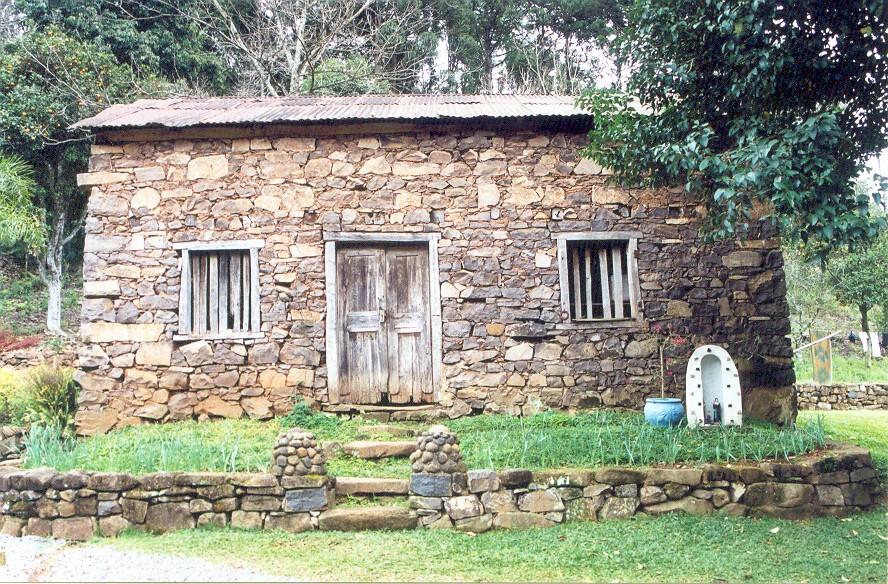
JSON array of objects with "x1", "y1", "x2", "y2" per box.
[
  {"x1": 174, "y1": 240, "x2": 263, "y2": 339},
  {"x1": 556, "y1": 232, "x2": 641, "y2": 322}
]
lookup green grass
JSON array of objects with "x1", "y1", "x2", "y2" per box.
[
  {"x1": 0, "y1": 272, "x2": 81, "y2": 335},
  {"x1": 799, "y1": 410, "x2": 888, "y2": 482},
  {"x1": 99, "y1": 510, "x2": 888, "y2": 582},
  {"x1": 795, "y1": 354, "x2": 888, "y2": 383},
  {"x1": 25, "y1": 409, "x2": 829, "y2": 476}
]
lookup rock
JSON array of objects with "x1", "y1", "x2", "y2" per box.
[
  {"x1": 717, "y1": 503, "x2": 748, "y2": 517},
  {"x1": 77, "y1": 171, "x2": 131, "y2": 186},
  {"x1": 598, "y1": 497, "x2": 639, "y2": 520},
  {"x1": 481, "y1": 490, "x2": 518, "y2": 514},
  {"x1": 24, "y1": 518, "x2": 52, "y2": 538},
  {"x1": 135, "y1": 342, "x2": 173, "y2": 366},
  {"x1": 595, "y1": 468, "x2": 646, "y2": 485},
  {"x1": 342, "y1": 441, "x2": 415, "y2": 459},
  {"x1": 265, "y1": 514, "x2": 312, "y2": 533},
  {"x1": 230, "y1": 511, "x2": 263, "y2": 530},
  {"x1": 624, "y1": 338, "x2": 660, "y2": 358},
  {"x1": 52, "y1": 517, "x2": 95, "y2": 541},
  {"x1": 180, "y1": 341, "x2": 213, "y2": 366},
  {"x1": 517, "y1": 489, "x2": 564, "y2": 513},
  {"x1": 194, "y1": 396, "x2": 243, "y2": 419},
  {"x1": 186, "y1": 155, "x2": 228, "y2": 180},
  {"x1": 81, "y1": 323, "x2": 163, "y2": 343},
  {"x1": 144, "y1": 502, "x2": 195, "y2": 533},
  {"x1": 410, "y1": 474, "x2": 453, "y2": 497},
  {"x1": 640, "y1": 486, "x2": 667, "y2": 505},
  {"x1": 318, "y1": 507, "x2": 417, "y2": 531},
  {"x1": 242, "y1": 495, "x2": 282, "y2": 512},
  {"x1": 722, "y1": 250, "x2": 762, "y2": 268},
  {"x1": 335, "y1": 477, "x2": 408, "y2": 496},
  {"x1": 505, "y1": 343, "x2": 534, "y2": 361},
  {"x1": 242, "y1": 397, "x2": 273, "y2": 419},
  {"x1": 453, "y1": 514, "x2": 492, "y2": 533},
  {"x1": 744, "y1": 483, "x2": 814, "y2": 508},
  {"x1": 409, "y1": 496, "x2": 444, "y2": 510},
  {"x1": 196, "y1": 513, "x2": 227, "y2": 528},
  {"x1": 644, "y1": 497, "x2": 714, "y2": 516},
  {"x1": 532, "y1": 469, "x2": 596, "y2": 487},
  {"x1": 645, "y1": 468, "x2": 702, "y2": 486},
  {"x1": 135, "y1": 403, "x2": 168, "y2": 420},
  {"x1": 444, "y1": 495, "x2": 483, "y2": 520},
  {"x1": 499, "y1": 469, "x2": 533, "y2": 487},
  {"x1": 493, "y1": 512, "x2": 556, "y2": 530},
  {"x1": 816, "y1": 485, "x2": 845, "y2": 506},
  {"x1": 98, "y1": 516, "x2": 131, "y2": 537},
  {"x1": 467, "y1": 470, "x2": 500, "y2": 493},
  {"x1": 283, "y1": 488, "x2": 328, "y2": 512},
  {"x1": 248, "y1": 343, "x2": 280, "y2": 364},
  {"x1": 121, "y1": 498, "x2": 149, "y2": 523}
]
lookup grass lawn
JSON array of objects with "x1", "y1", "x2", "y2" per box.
[
  {"x1": 794, "y1": 354, "x2": 888, "y2": 383},
  {"x1": 99, "y1": 510, "x2": 888, "y2": 582},
  {"x1": 24, "y1": 409, "x2": 829, "y2": 476}
]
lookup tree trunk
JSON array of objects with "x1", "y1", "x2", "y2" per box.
[
  {"x1": 38, "y1": 210, "x2": 67, "y2": 336},
  {"x1": 860, "y1": 304, "x2": 872, "y2": 368}
]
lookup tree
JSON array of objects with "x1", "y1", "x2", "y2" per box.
[
  {"x1": 16, "y1": 0, "x2": 234, "y2": 93},
  {"x1": 578, "y1": 0, "x2": 888, "y2": 252},
  {"x1": 0, "y1": 26, "x2": 164, "y2": 334},
  {"x1": 160, "y1": 0, "x2": 437, "y2": 96},
  {"x1": 827, "y1": 230, "x2": 888, "y2": 366}
]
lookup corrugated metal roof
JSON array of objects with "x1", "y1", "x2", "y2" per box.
[{"x1": 71, "y1": 94, "x2": 589, "y2": 130}]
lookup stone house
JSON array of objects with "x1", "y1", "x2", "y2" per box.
[{"x1": 70, "y1": 95, "x2": 795, "y2": 435}]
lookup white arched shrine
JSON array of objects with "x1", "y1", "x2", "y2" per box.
[{"x1": 686, "y1": 345, "x2": 743, "y2": 428}]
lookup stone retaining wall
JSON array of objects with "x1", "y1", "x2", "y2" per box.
[
  {"x1": 797, "y1": 383, "x2": 888, "y2": 410},
  {"x1": 0, "y1": 444, "x2": 878, "y2": 540}
]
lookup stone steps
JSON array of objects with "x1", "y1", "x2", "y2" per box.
[
  {"x1": 335, "y1": 477, "x2": 409, "y2": 496},
  {"x1": 318, "y1": 506, "x2": 417, "y2": 531},
  {"x1": 355, "y1": 425, "x2": 418, "y2": 439},
  {"x1": 341, "y1": 441, "x2": 416, "y2": 460}
]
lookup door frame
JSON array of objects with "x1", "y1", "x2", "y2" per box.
[{"x1": 324, "y1": 232, "x2": 442, "y2": 405}]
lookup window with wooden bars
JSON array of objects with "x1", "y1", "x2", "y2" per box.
[
  {"x1": 174, "y1": 240, "x2": 263, "y2": 339},
  {"x1": 556, "y1": 233, "x2": 641, "y2": 322}
]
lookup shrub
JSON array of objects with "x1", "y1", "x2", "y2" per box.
[
  {"x1": 22, "y1": 364, "x2": 78, "y2": 434},
  {"x1": 0, "y1": 368, "x2": 29, "y2": 425}
]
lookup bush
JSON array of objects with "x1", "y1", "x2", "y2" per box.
[
  {"x1": 280, "y1": 400, "x2": 342, "y2": 434},
  {"x1": 0, "y1": 368, "x2": 29, "y2": 425},
  {"x1": 21, "y1": 364, "x2": 78, "y2": 434}
]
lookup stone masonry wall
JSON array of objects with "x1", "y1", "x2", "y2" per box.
[
  {"x1": 0, "y1": 444, "x2": 878, "y2": 539},
  {"x1": 74, "y1": 123, "x2": 794, "y2": 434},
  {"x1": 797, "y1": 383, "x2": 888, "y2": 410}
]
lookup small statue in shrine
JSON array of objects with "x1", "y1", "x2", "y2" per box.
[{"x1": 712, "y1": 398, "x2": 722, "y2": 425}]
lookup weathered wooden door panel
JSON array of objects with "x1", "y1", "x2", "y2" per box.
[
  {"x1": 336, "y1": 247, "x2": 387, "y2": 404},
  {"x1": 334, "y1": 243, "x2": 435, "y2": 405},
  {"x1": 385, "y1": 246, "x2": 433, "y2": 404}
]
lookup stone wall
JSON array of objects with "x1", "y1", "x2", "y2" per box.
[
  {"x1": 0, "y1": 444, "x2": 878, "y2": 540},
  {"x1": 74, "y1": 122, "x2": 794, "y2": 434},
  {"x1": 797, "y1": 383, "x2": 888, "y2": 410}
]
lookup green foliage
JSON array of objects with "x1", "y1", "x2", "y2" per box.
[
  {"x1": 26, "y1": 411, "x2": 826, "y2": 476},
  {"x1": 795, "y1": 354, "x2": 888, "y2": 384},
  {"x1": 0, "y1": 368, "x2": 30, "y2": 425},
  {"x1": 0, "y1": 153, "x2": 44, "y2": 252},
  {"x1": 579, "y1": 0, "x2": 888, "y2": 251},
  {"x1": 16, "y1": 0, "x2": 234, "y2": 93},
  {"x1": 104, "y1": 510, "x2": 888, "y2": 583},
  {"x1": 827, "y1": 230, "x2": 888, "y2": 330},
  {"x1": 21, "y1": 365, "x2": 78, "y2": 434},
  {"x1": 279, "y1": 400, "x2": 344, "y2": 435}
]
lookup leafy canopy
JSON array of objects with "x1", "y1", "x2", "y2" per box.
[
  {"x1": 828, "y1": 230, "x2": 888, "y2": 322},
  {"x1": 578, "y1": 0, "x2": 888, "y2": 251}
]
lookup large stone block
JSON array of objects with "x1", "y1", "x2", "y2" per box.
[
  {"x1": 51, "y1": 517, "x2": 95, "y2": 541},
  {"x1": 144, "y1": 502, "x2": 195, "y2": 533},
  {"x1": 493, "y1": 512, "x2": 556, "y2": 530},
  {"x1": 81, "y1": 323, "x2": 164, "y2": 343},
  {"x1": 135, "y1": 342, "x2": 173, "y2": 366},
  {"x1": 444, "y1": 495, "x2": 482, "y2": 520},
  {"x1": 410, "y1": 473, "x2": 453, "y2": 497},
  {"x1": 283, "y1": 488, "x2": 328, "y2": 512},
  {"x1": 318, "y1": 507, "x2": 417, "y2": 531},
  {"x1": 186, "y1": 155, "x2": 228, "y2": 179}
]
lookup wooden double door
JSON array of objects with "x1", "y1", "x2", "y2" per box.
[{"x1": 335, "y1": 243, "x2": 434, "y2": 404}]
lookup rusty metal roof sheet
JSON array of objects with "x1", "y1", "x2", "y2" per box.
[{"x1": 71, "y1": 94, "x2": 589, "y2": 130}]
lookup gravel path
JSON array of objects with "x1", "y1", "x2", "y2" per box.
[{"x1": 0, "y1": 535, "x2": 285, "y2": 582}]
